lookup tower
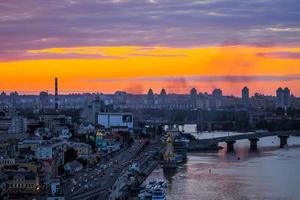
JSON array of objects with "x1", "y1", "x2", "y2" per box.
[
  {"x1": 242, "y1": 86, "x2": 250, "y2": 108},
  {"x1": 55, "y1": 77, "x2": 58, "y2": 112}
]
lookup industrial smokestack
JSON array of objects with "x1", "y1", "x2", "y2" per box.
[{"x1": 55, "y1": 77, "x2": 58, "y2": 111}]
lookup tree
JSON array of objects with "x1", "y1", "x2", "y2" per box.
[{"x1": 64, "y1": 147, "x2": 78, "y2": 163}]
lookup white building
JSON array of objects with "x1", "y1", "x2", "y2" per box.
[{"x1": 97, "y1": 112, "x2": 133, "y2": 130}]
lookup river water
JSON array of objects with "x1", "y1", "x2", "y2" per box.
[{"x1": 145, "y1": 132, "x2": 300, "y2": 200}]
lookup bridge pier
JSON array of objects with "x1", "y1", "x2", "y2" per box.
[
  {"x1": 278, "y1": 135, "x2": 289, "y2": 148},
  {"x1": 249, "y1": 138, "x2": 259, "y2": 151},
  {"x1": 226, "y1": 141, "x2": 236, "y2": 152}
]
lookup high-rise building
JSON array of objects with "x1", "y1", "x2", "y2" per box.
[
  {"x1": 159, "y1": 88, "x2": 167, "y2": 105},
  {"x1": 212, "y1": 88, "x2": 222, "y2": 97},
  {"x1": 39, "y1": 91, "x2": 49, "y2": 111},
  {"x1": 276, "y1": 87, "x2": 290, "y2": 109},
  {"x1": 242, "y1": 86, "x2": 250, "y2": 108},
  {"x1": 212, "y1": 88, "x2": 222, "y2": 109},
  {"x1": 147, "y1": 88, "x2": 154, "y2": 105},
  {"x1": 190, "y1": 88, "x2": 197, "y2": 108}
]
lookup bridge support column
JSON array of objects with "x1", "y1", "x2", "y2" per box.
[
  {"x1": 226, "y1": 141, "x2": 235, "y2": 152},
  {"x1": 278, "y1": 135, "x2": 289, "y2": 148},
  {"x1": 249, "y1": 138, "x2": 259, "y2": 151}
]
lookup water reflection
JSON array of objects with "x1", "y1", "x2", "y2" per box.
[{"x1": 145, "y1": 133, "x2": 300, "y2": 200}]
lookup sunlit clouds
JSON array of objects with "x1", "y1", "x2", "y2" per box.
[{"x1": 0, "y1": 0, "x2": 299, "y2": 95}]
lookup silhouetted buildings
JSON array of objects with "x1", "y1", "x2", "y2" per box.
[
  {"x1": 242, "y1": 86, "x2": 250, "y2": 108},
  {"x1": 276, "y1": 87, "x2": 290, "y2": 109}
]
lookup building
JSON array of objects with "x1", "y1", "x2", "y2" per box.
[
  {"x1": 18, "y1": 136, "x2": 43, "y2": 159},
  {"x1": 95, "y1": 131, "x2": 121, "y2": 152},
  {"x1": 242, "y1": 86, "x2": 250, "y2": 108},
  {"x1": 0, "y1": 158, "x2": 15, "y2": 167},
  {"x1": 0, "y1": 140, "x2": 18, "y2": 158},
  {"x1": 190, "y1": 88, "x2": 197, "y2": 108},
  {"x1": 37, "y1": 138, "x2": 66, "y2": 167},
  {"x1": 0, "y1": 116, "x2": 27, "y2": 134},
  {"x1": 0, "y1": 172, "x2": 9, "y2": 199},
  {"x1": 276, "y1": 87, "x2": 290, "y2": 109},
  {"x1": 212, "y1": 88, "x2": 223, "y2": 109},
  {"x1": 57, "y1": 127, "x2": 72, "y2": 139},
  {"x1": 39, "y1": 91, "x2": 49, "y2": 111},
  {"x1": 97, "y1": 112, "x2": 133, "y2": 130},
  {"x1": 70, "y1": 142, "x2": 92, "y2": 158},
  {"x1": 3, "y1": 169, "x2": 40, "y2": 194},
  {"x1": 47, "y1": 179, "x2": 65, "y2": 200}
]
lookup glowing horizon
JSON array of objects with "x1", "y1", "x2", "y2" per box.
[{"x1": 1, "y1": 45, "x2": 300, "y2": 96}]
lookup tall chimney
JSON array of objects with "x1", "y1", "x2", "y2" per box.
[{"x1": 55, "y1": 77, "x2": 58, "y2": 111}]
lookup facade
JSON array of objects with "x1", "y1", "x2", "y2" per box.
[
  {"x1": 276, "y1": 87, "x2": 290, "y2": 109},
  {"x1": 97, "y1": 112, "x2": 133, "y2": 130},
  {"x1": 0, "y1": 158, "x2": 15, "y2": 166},
  {"x1": 4, "y1": 170, "x2": 40, "y2": 194},
  {"x1": 37, "y1": 138, "x2": 65, "y2": 166},
  {"x1": 0, "y1": 116, "x2": 27, "y2": 134},
  {"x1": 18, "y1": 136, "x2": 43, "y2": 159},
  {"x1": 0, "y1": 172, "x2": 9, "y2": 199},
  {"x1": 47, "y1": 179, "x2": 65, "y2": 200},
  {"x1": 242, "y1": 86, "x2": 250, "y2": 108},
  {"x1": 70, "y1": 142, "x2": 92, "y2": 158}
]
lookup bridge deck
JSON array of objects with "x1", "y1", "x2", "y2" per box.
[{"x1": 195, "y1": 131, "x2": 298, "y2": 144}]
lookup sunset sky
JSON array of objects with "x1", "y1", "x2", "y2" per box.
[{"x1": 1, "y1": 0, "x2": 300, "y2": 96}]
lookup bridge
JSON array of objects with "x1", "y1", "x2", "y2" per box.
[{"x1": 190, "y1": 131, "x2": 300, "y2": 152}]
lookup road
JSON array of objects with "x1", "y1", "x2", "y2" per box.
[{"x1": 64, "y1": 139, "x2": 148, "y2": 200}]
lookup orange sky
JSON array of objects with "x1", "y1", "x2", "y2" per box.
[{"x1": 1, "y1": 45, "x2": 300, "y2": 96}]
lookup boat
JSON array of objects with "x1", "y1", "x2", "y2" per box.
[
  {"x1": 139, "y1": 180, "x2": 167, "y2": 200},
  {"x1": 173, "y1": 138, "x2": 188, "y2": 161},
  {"x1": 152, "y1": 188, "x2": 166, "y2": 200}
]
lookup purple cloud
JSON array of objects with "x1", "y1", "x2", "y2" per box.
[
  {"x1": 0, "y1": 0, "x2": 300, "y2": 60},
  {"x1": 256, "y1": 51, "x2": 300, "y2": 59}
]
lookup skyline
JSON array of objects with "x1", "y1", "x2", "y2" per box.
[{"x1": 1, "y1": 0, "x2": 300, "y2": 95}]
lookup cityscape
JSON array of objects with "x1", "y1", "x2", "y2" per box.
[{"x1": 1, "y1": 1, "x2": 300, "y2": 200}]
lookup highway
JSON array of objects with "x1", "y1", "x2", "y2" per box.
[{"x1": 64, "y1": 139, "x2": 148, "y2": 200}]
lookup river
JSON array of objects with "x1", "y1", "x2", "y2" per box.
[{"x1": 145, "y1": 132, "x2": 300, "y2": 200}]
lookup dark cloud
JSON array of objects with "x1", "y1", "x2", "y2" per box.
[{"x1": 0, "y1": 0, "x2": 300, "y2": 60}]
